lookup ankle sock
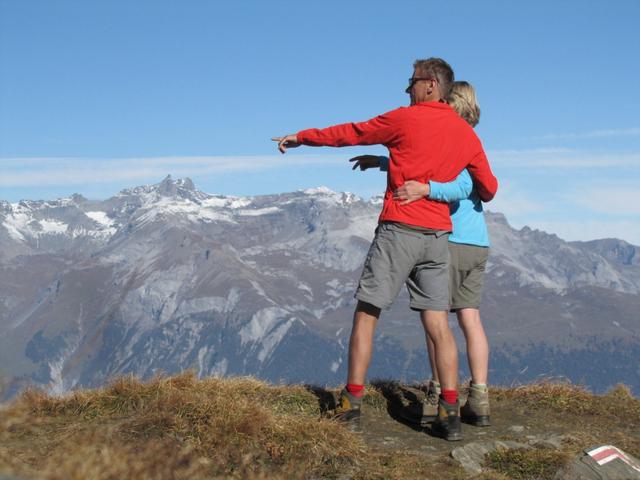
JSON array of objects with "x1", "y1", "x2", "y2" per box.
[
  {"x1": 346, "y1": 384, "x2": 365, "y2": 398},
  {"x1": 441, "y1": 389, "x2": 458, "y2": 404},
  {"x1": 471, "y1": 383, "x2": 488, "y2": 393}
]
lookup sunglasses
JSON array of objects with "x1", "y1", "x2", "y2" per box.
[{"x1": 405, "y1": 77, "x2": 434, "y2": 93}]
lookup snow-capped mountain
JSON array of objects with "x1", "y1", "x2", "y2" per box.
[{"x1": 1, "y1": 176, "x2": 639, "y2": 398}]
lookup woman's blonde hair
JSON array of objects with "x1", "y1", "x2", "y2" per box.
[{"x1": 447, "y1": 80, "x2": 480, "y2": 127}]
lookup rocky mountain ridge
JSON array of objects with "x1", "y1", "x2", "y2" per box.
[{"x1": 1, "y1": 176, "x2": 639, "y2": 398}]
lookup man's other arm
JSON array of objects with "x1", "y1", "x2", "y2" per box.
[{"x1": 466, "y1": 149, "x2": 498, "y2": 202}]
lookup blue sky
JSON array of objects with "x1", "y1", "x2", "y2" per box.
[{"x1": 1, "y1": 0, "x2": 639, "y2": 244}]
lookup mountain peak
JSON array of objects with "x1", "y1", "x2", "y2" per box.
[
  {"x1": 157, "y1": 175, "x2": 196, "y2": 196},
  {"x1": 117, "y1": 175, "x2": 202, "y2": 201}
]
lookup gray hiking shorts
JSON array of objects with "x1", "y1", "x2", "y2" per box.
[
  {"x1": 449, "y1": 243, "x2": 489, "y2": 311},
  {"x1": 355, "y1": 222, "x2": 450, "y2": 311}
]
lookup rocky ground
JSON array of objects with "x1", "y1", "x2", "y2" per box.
[{"x1": 348, "y1": 382, "x2": 640, "y2": 479}]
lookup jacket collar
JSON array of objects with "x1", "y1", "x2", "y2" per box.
[{"x1": 413, "y1": 101, "x2": 452, "y2": 109}]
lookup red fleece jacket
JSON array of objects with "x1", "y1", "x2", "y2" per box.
[{"x1": 297, "y1": 102, "x2": 498, "y2": 231}]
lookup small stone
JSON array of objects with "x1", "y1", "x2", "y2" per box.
[
  {"x1": 509, "y1": 425, "x2": 525, "y2": 433},
  {"x1": 529, "y1": 433, "x2": 565, "y2": 449}
]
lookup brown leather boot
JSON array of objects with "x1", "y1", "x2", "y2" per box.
[
  {"x1": 420, "y1": 379, "x2": 441, "y2": 425},
  {"x1": 332, "y1": 388, "x2": 362, "y2": 423}
]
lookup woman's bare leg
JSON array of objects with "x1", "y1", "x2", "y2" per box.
[{"x1": 456, "y1": 308, "x2": 488, "y2": 385}]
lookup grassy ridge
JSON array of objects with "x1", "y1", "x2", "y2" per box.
[
  {"x1": 1, "y1": 374, "x2": 639, "y2": 479},
  {"x1": 0, "y1": 373, "x2": 364, "y2": 479}
]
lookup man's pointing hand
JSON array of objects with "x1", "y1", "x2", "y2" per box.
[{"x1": 271, "y1": 134, "x2": 300, "y2": 154}]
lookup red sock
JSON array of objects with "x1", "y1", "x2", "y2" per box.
[
  {"x1": 346, "y1": 384, "x2": 365, "y2": 398},
  {"x1": 441, "y1": 389, "x2": 458, "y2": 404}
]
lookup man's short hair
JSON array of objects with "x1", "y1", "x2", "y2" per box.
[{"x1": 413, "y1": 58, "x2": 454, "y2": 99}]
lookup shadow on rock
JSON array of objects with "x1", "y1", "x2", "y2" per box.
[
  {"x1": 304, "y1": 385, "x2": 337, "y2": 414},
  {"x1": 370, "y1": 380, "x2": 426, "y2": 433}
]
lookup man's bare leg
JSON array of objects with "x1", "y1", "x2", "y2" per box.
[
  {"x1": 457, "y1": 308, "x2": 491, "y2": 426},
  {"x1": 347, "y1": 301, "x2": 381, "y2": 385},
  {"x1": 422, "y1": 309, "x2": 462, "y2": 440},
  {"x1": 426, "y1": 334, "x2": 439, "y2": 383},
  {"x1": 457, "y1": 308, "x2": 489, "y2": 385},
  {"x1": 420, "y1": 310, "x2": 458, "y2": 391}
]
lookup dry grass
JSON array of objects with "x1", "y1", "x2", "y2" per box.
[
  {"x1": 492, "y1": 381, "x2": 640, "y2": 459},
  {"x1": 485, "y1": 447, "x2": 571, "y2": 480},
  {"x1": 0, "y1": 372, "x2": 364, "y2": 479},
  {"x1": 492, "y1": 381, "x2": 640, "y2": 422}
]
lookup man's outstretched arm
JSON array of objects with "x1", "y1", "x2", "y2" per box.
[{"x1": 272, "y1": 109, "x2": 404, "y2": 153}]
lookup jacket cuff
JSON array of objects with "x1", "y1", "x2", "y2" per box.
[{"x1": 428, "y1": 180, "x2": 442, "y2": 199}]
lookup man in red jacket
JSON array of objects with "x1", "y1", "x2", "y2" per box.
[{"x1": 273, "y1": 58, "x2": 497, "y2": 441}]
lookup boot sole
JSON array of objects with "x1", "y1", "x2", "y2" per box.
[
  {"x1": 431, "y1": 424, "x2": 463, "y2": 441},
  {"x1": 420, "y1": 415, "x2": 436, "y2": 427},
  {"x1": 333, "y1": 410, "x2": 361, "y2": 422},
  {"x1": 432, "y1": 428, "x2": 462, "y2": 441},
  {"x1": 462, "y1": 415, "x2": 491, "y2": 427}
]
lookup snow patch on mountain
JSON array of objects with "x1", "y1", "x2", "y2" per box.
[
  {"x1": 238, "y1": 207, "x2": 281, "y2": 216},
  {"x1": 2, "y1": 212, "x2": 70, "y2": 240},
  {"x1": 302, "y1": 186, "x2": 360, "y2": 206},
  {"x1": 238, "y1": 307, "x2": 299, "y2": 362},
  {"x1": 37, "y1": 219, "x2": 68, "y2": 234},
  {"x1": 200, "y1": 197, "x2": 252, "y2": 209},
  {"x1": 239, "y1": 307, "x2": 290, "y2": 346},
  {"x1": 135, "y1": 198, "x2": 236, "y2": 226},
  {"x1": 331, "y1": 359, "x2": 341, "y2": 373},
  {"x1": 2, "y1": 214, "x2": 27, "y2": 241},
  {"x1": 85, "y1": 211, "x2": 114, "y2": 227},
  {"x1": 303, "y1": 186, "x2": 336, "y2": 196}
]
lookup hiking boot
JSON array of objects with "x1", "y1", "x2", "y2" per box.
[
  {"x1": 420, "y1": 380, "x2": 441, "y2": 425},
  {"x1": 332, "y1": 388, "x2": 362, "y2": 423},
  {"x1": 398, "y1": 380, "x2": 440, "y2": 426},
  {"x1": 431, "y1": 397, "x2": 462, "y2": 442},
  {"x1": 461, "y1": 384, "x2": 491, "y2": 427}
]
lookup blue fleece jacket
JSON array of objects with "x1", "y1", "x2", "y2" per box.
[{"x1": 379, "y1": 157, "x2": 489, "y2": 247}]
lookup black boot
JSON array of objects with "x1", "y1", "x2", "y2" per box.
[{"x1": 431, "y1": 397, "x2": 462, "y2": 441}]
